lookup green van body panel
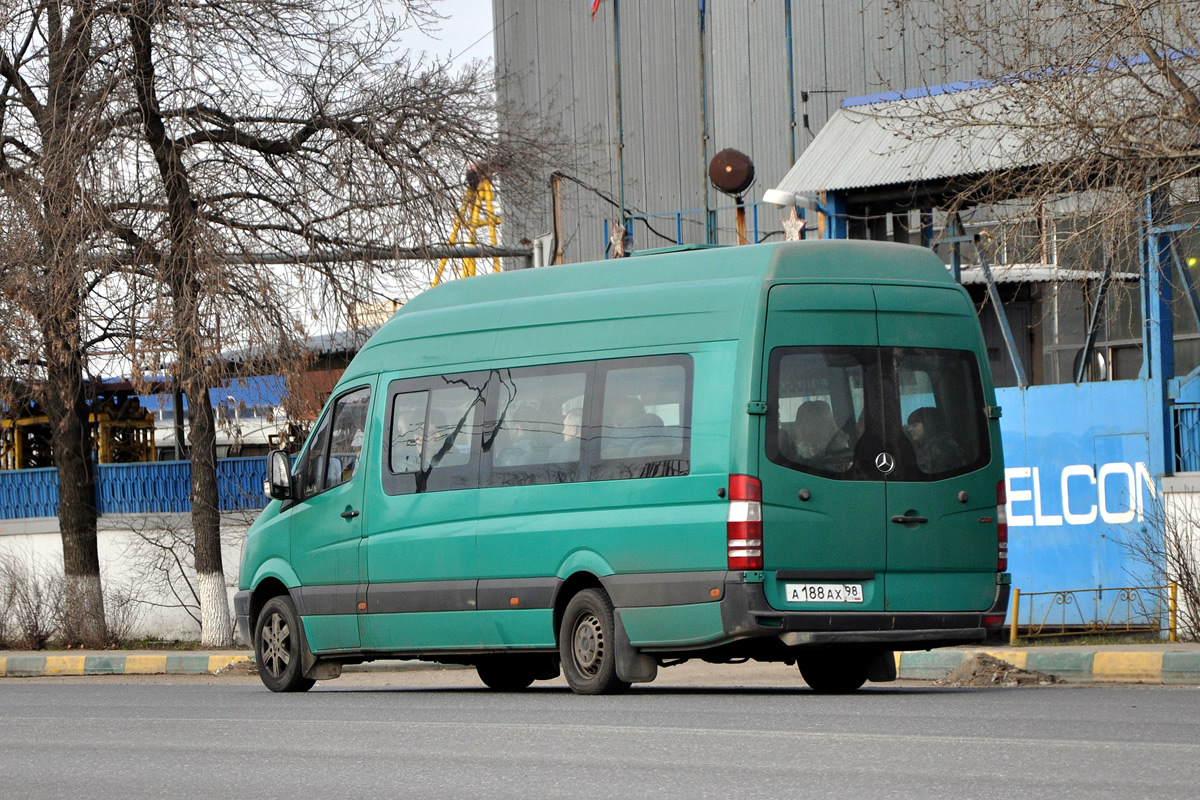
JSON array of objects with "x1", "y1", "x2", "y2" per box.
[
  {"x1": 247, "y1": 557, "x2": 301, "y2": 593},
  {"x1": 236, "y1": 240, "x2": 1008, "y2": 677}
]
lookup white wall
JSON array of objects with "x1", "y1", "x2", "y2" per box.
[{"x1": 0, "y1": 513, "x2": 253, "y2": 642}]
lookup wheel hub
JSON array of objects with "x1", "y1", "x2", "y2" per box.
[
  {"x1": 572, "y1": 612, "x2": 603, "y2": 675},
  {"x1": 261, "y1": 613, "x2": 291, "y2": 677}
]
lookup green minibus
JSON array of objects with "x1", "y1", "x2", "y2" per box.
[{"x1": 236, "y1": 240, "x2": 1010, "y2": 694}]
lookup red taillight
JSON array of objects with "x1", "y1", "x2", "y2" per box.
[
  {"x1": 727, "y1": 474, "x2": 763, "y2": 570},
  {"x1": 984, "y1": 614, "x2": 1006, "y2": 630},
  {"x1": 996, "y1": 479, "x2": 1008, "y2": 572}
]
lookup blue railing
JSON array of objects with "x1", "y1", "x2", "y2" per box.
[
  {"x1": 1173, "y1": 403, "x2": 1200, "y2": 472},
  {"x1": 0, "y1": 457, "x2": 271, "y2": 520},
  {"x1": 602, "y1": 200, "x2": 799, "y2": 255}
]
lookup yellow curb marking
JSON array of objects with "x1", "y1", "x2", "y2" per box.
[
  {"x1": 976, "y1": 650, "x2": 1029, "y2": 670},
  {"x1": 208, "y1": 655, "x2": 251, "y2": 673},
  {"x1": 124, "y1": 655, "x2": 169, "y2": 674},
  {"x1": 0, "y1": 656, "x2": 6, "y2": 676},
  {"x1": 1092, "y1": 652, "x2": 1163, "y2": 683},
  {"x1": 45, "y1": 656, "x2": 87, "y2": 675}
]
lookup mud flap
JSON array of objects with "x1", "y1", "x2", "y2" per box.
[
  {"x1": 614, "y1": 610, "x2": 658, "y2": 684},
  {"x1": 297, "y1": 616, "x2": 343, "y2": 681},
  {"x1": 866, "y1": 649, "x2": 897, "y2": 683}
]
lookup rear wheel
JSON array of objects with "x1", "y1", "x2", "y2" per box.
[
  {"x1": 798, "y1": 653, "x2": 868, "y2": 694},
  {"x1": 558, "y1": 589, "x2": 631, "y2": 695},
  {"x1": 254, "y1": 595, "x2": 316, "y2": 693},
  {"x1": 475, "y1": 657, "x2": 538, "y2": 691}
]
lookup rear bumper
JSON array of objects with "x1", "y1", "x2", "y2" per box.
[{"x1": 720, "y1": 575, "x2": 1009, "y2": 650}]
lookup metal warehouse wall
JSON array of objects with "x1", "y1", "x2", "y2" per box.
[{"x1": 492, "y1": 0, "x2": 993, "y2": 263}]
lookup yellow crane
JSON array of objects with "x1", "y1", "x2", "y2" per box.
[{"x1": 432, "y1": 164, "x2": 501, "y2": 286}]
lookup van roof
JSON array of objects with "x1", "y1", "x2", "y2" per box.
[
  {"x1": 401, "y1": 240, "x2": 950, "y2": 315},
  {"x1": 342, "y1": 240, "x2": 957, "y2": 383}
]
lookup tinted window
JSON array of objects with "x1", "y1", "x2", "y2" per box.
[
  {"x1": 296, "y1": 386, "x2": 371, "y2": 499},
  {"x1": 592, "y1": 358, "x2": 691, "y2": 481},
  {"x1": 389, "y1": 391, "x2": 427, "y2": 473},
  {"x1": 383, "y1": 374, "x2": 487, "y2": 495},
  {"x1": 767, "y1": 346, "x2": 988, "y2": 481},
  {"x1": 488, "y1": 366, "x2": 588, "y2": 486},
  {"x1": 768, "y1": 349, "x2": 869, "y2": 477},
  {"x1": 384, "y1": 356, "x2": 692, "y2": 494},
  {"x1": 897, "y1": 349, "x2": 987, "y2": 478}
]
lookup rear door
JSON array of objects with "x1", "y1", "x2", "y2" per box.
[
  {"x1": 875, "y1": 286, "x2": 998, "y2": 612},
  {"x1": 759, "y1": 284, "x2": 888, "y2": 612}
]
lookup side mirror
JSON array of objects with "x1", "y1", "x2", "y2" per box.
[{"x1": 264, "y1": 450, "x2": 293, "y2": 500}]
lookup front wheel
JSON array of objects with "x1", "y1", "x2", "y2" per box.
[
  {"x1": 558, "y1": 589, "x2": 631, "y2": 695},
  {"x1": 798, "y1": 653, "x2": 868, "y2": 694},
  {"x1": 254, "y1": 595, "x2": 316, "y2": 693}
]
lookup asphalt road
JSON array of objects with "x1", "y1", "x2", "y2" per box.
[{"x1": 3, "y1": 667, "x2": 1199, "y2": 799}]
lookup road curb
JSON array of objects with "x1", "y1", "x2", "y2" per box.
[
  {"x1": 897, "y1": 649, "x2": 1200, "y2": 685},
  {"x1": 0, "y1": 653, "x2": 251, "y2": 677},
  {"x1": 3, "y1": 649, "x2": 1199, "y2": 684}
]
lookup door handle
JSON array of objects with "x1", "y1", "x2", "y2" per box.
[
  {"x1": 890, "y1": 514, "x2": 928, "y2": 525},
  {"x1": 341, "y1": 508, "x2": 360, "y2": 519}
]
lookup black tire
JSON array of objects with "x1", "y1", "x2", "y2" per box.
[
  {"x1": 254, "y1": 595, "x2": 316, "y2": 693},
  {"x1": 798, "y1": 653, "x2": 868, "y2": 694},
  {"x1": 475, "y1": 657, "x2": 538, "y2": 691},
  {"x1": 558, "y1": 589, "x2": 631, "y2": 695}
]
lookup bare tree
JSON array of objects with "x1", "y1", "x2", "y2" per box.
[
  {"x1": 4, "y1": 0, "x2": 570, "y2": 646},
  {"x1": 1126, "y1": 493, "x2": 1200, "y2": 639},
  {"x1": 110, "y1": 0, "x2": 568, "y2": 644},
  {"x1": 0, "y1": 1, "x2": 123, "y2": 645},
  {"x1": 884, "y1": 0, "x2": 1200, "y2": 264}
]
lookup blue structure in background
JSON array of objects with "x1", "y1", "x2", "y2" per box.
[
  {"x1": 137, "y1": 374, "x2": 286, "y2": 416},
  {"x1": 998, "y1": 382, "x2": 1157, "y2": 596},
  {"x1": 761, "y1": 80, "x2": 1200, "y2": 628},
  {"x1": 0, "y1": 458, "x2": 271, "y2": 519}
]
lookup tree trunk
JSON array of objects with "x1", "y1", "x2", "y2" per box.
[
  {"x1": 40, "y1": 306, "x2": 106, "y2": 646},
  {"x1": 130, "y1": 3, "x2": 231, "y2": 646},
  {"x1": 186, "y1": 373, "x2": 232, "y2": 646}
]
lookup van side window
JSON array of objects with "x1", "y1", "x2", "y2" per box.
[
  {"x1": 593, "y1": 358, "x2": 691, "y2": 480},
  {"x1": 389, "y1": 391, "x2": 428, "y2": 473},
  {"x1": 425, "y1": 383, "x2": 481, "y2": 471},
  {"x1": 383, "y1": 374, "x2": 486, "y2": 495},
  {"x1": 490, "y1": 367, "x2": 588, "y2": 484},
  {"x1": 297, "y1": 386, "x2": 371, "y2": 499}
]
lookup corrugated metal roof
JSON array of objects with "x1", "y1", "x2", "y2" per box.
[
  {"x1": 773, "y1": 82, "x2": 1049, "y2": 195},
  {"x1": 773, "y1": 54, "x2": 1200, "y2": 197}
]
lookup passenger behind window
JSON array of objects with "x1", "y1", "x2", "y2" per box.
[
  {"x1": 789, "y1": 400, "x2": 851, "y2": 466},
  {"x1": 602, "y1": 396, "x2": 653, "y2": 458},
  {"x1": 494, "y1": 403, "x2": 538, "y2": 466},
  {"x1": 548, "y1": 408, "x2": 583, "y2": 463},
  {"x1": 905, "y1": 407, "x2": 965, "y2": 474}
]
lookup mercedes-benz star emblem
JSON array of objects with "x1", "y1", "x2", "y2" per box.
[{"x1": 875, "y1": 452, "x2": 895, "y2": 474}]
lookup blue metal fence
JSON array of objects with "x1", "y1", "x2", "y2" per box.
[
  {"x1": 1174, "y1": 403, "x2": 1200, "y2": 472},
  {"x1": 0, "y1": 457, "x2": 270, "y2": 520}
]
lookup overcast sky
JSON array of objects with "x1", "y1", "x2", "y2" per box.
[{"x1": 397, "y1": 0, "x2": 497, "y2": 65}]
